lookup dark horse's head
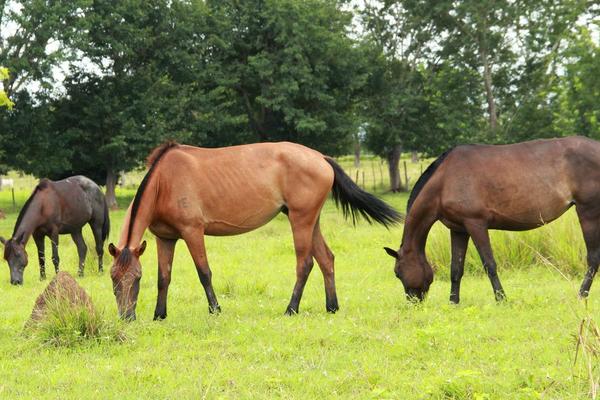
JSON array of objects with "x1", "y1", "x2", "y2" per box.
[
  {"x1": 108, "y1": 241, "x2": 146, "y2": 321},
  {"x1": 0, "y1": 235, "x2": 28, "y2": 285},
  {"x1": 384, "y1": 246, "x2": 433, "y2": 301}
]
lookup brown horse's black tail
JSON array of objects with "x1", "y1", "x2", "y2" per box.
[
  {"x1": 324, "y1": 157, "x2": 403, "y2": 228},
  {"x1": 102, "y1": 197, "x2": 110, "y2": 241}
]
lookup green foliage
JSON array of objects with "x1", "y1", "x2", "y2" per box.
[
  {"x1": 0, "y1": 67, "x2": 13, "y2": 109},
  {"x1": 192, "y1": 0, "x2": 366, "y2": 154}
]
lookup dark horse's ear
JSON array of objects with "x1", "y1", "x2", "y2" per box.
[
  {"x1": 0, "y1": 236, "x2": 6, "y2": 246},
  {"x1": 108, "y1": 243, "x2": 120, "y2": 257},
  {"x1": 134, "y1": 240, "x2": 147, "y2": 257},
  {"x1": 383, "y1": 247, "x2": 399, "y2": 259}
]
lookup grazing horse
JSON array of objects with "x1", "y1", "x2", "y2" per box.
[
  {"x1": 1, "y1": 176, "x2": 110, "y2": 284},
  {"x1": 384, "y1": 136, "x2": 600, "y2": 302},
  {"x1": 109, "y1": 141, "x2": 401, "y2": 320}
]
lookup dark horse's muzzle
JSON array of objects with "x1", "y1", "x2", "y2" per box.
[{"x1": 10, "y1": 278, "x2": 23, "y2": 285}]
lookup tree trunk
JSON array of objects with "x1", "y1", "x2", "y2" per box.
[
  {"x1": 411, "y1": 151, "x2": 419, "y2": 163},
  {"x1": 354, "y1": 141, "x2": 361, "y2": 168},
  {"x1": 386, "y1": 144, "x2": 402, "y2": 192},
  {"x1": 105, "y1": 169, "x2": 118, "y2": 209},
  {"x1": 478, "y1": 26, "x2": 498, "y2": 131}
]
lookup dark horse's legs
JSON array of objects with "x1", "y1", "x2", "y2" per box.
[
  {"x1": 71, "y1": 230, "x2": 87, "y2": 277},
  {"x1": 449, "y1": 230, "x2": 470, "y2": 304},
  {"x1": 33, "y1": 232, "x2": 46, "y2": 280},
  {"x1": 153, "y1": 237, "x2": 177, "y2": 320},
  {"x1": 312, "y1": 221, "x2": 338, "y2": 313},
  {"x1": 50, "y1": 230, "x2": 60, "y2": 273},
  {"x1": 285, "y1": 209, "x2": 319, "y2": 315},
  {"x1": 465, "y1": 221, "x2": 506, "y2": 301},
  {"x1": 90, "y1": 222, "x2": 105, "y2": 273},
  {"x1": 183, "y1": 229, "x2": 221, "y2": 314},
  {"x1": 576, "y1": 207, "x2": 600, "y2": 297}
]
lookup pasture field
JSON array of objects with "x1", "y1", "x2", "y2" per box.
[{"x1": 0, "y1": 178, "x2": 598, "y2": 399}]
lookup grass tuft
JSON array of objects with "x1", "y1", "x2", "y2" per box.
[{"x1": 25, "y1": 297, "x2": 128, "y2": 347}]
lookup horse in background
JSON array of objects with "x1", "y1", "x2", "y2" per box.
[
  {"x1": 1, "y1": 176, "x2": 110, "y2": 284},
  {"x1": 109, "y1": 141, "x2": 402, "y2": 320},
  {"x1": 385, "y1": 136, "x2": 600, "y2": 302}
]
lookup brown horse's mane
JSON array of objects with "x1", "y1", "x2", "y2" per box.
[
  {"x1": 12, "y1": 179, "x2": 50, "y2": 238},
  {"x1": 406, "y1": 149, "x2": 454, "y2": 213},
  {"x1": 125, "y1": 141, "x2": 179, "y2": 246}
]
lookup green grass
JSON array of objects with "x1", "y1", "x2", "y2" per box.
[{"x1": 0, "y1": 185, "x2": 598, "y2": 399}]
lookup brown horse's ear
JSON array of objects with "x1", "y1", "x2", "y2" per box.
[
  {"x1": 108, "y1": 243, "x2": 120, "y2": 257},
  {"x1": 134, "y1": 240, "x2": 147, "y2": 257},
  {"x1": 0, "y1": 236, "x2": 6, "y2": 245},
  {"x1": 384, "y1": 247, "x2": 399, "y2": 259}
]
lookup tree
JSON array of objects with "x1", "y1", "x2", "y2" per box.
[
  {"x1": 190, "y1": 0, "x2": 367, "y2": 155},
  {"x1": 0, "y1": 0, "x2": 88, "y2": 99}
]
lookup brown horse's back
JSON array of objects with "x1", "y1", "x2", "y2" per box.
[
  {"x1": 151, "y1": 142, "x2": 333, "y2": 236},
  {"x1": 429, "y1": 136, "x2": 600, "y2": 230}
]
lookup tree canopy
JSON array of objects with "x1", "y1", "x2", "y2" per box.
[{"x1": 0, "y1": 0, "x2": 598, "y2": 194}]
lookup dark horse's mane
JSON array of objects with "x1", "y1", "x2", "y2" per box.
[
  {"x1": 406, "y1": 149, "x2": 454, "y2": 214},
  {"x1": 12, "y1": 180, "x2": 50, "y2": 238},
  {"x1": 124, "y1": 141, "x2": 179, "y2": 247}
]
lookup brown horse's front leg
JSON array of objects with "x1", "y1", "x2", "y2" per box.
[
  {"x1": 579, "y1": 250, "x2": 600, "y2": 298},
  {"x1": 33, "y1": 232, "x2": 46, "y2": 280},
  {"x1": 182, "y1": 230, "x2": 221, "y2": 314},
  {"x1": 449, "y1": 230, "x2": 469, "y2": 304},
  {"x1": 465, "y1": 222, "x2": 506, "y2": 301},
  {"x1": 154, "y1": 237, "x2": 177, "y2": 320}
]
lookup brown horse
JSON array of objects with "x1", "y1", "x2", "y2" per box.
[
  {"x1": 109, "y1": 141, "x2": 401, "y2": 320},
  {"x1": 384, "y1": 136, "x2": 600, "y2": 302},
  {"x1": 1, "y1": 176, "x2": 110, "y2": 284}
]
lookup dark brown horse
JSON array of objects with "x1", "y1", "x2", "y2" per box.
[
  {"x1": 1, "y1": 176, "x2": 110, "y2": 284},
  {"x1": 109, "y1": 141, "x2": 401, "y2": 320},
  {"x1": 384, "y1": 136, "x2": 600, "y2": 302}
]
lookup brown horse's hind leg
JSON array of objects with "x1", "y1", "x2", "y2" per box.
[
  {"x1": 71, "y1": 230, "x2": 87, "y2": 277},
  {"x1": 312, "y1": 222, "x2": 338, "y2": 313},
  {"x1": 576, "y1": 210, "x2": 600, "y2": 297},
  {"x1": 464, "y1": 222, "x2": 506, "y2": 301},
  {"x1": 182, "y1": 229, "x2": 221, "y2": 314},
  {"x1": 449, "y1": 230, "x2": 469, "y2": 304},
  {"x1": 90, "y1": 223, "x2": 104, "y2": 272},
  {"x1": 50, "y1": 230, "x2": 60, "y2": 274},
  {"x1": 154, "y1": 237, "x2": 177, "y2": 320},
  {"x1": 285, "y1": 210, "x2": 319, "y2": 315}
]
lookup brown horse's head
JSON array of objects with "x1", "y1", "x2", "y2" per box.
[
  {"x1": 0, "y1": 235, "x2": 28, "y2": 285},
  {"x1": 384, "y1": 246, "x2": 433, "y2": 301},
  {"x1": 108, "y1": 241, "x2": 146, "y2": 321}
]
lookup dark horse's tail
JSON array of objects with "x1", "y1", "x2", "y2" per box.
[
  {"x1": 324, "y1": 157, "x2": 403, "y2": 228},
  {"x1": 101, "y1": 197, "x2": 110, "y2": 241}
]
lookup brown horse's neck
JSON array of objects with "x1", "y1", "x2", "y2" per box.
[
  {"x1": 119, "y1": 175, "x2": 159, "y2": 249},
  {"x1": 400, "y1": 198, "x2": 438, "y2": 257},
  {"x1": 13, "y1": 192, "x2": 46, "y2": 244}
]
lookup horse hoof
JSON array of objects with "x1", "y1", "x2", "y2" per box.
[
  {"x1": 77, "y1": 271, "x2": 84, "y2": 278},
  {"x1": 153, "y1": 313, "x2": 167, "y2": 321},
  {"x1": 209, "y1": 305, "x2": 221, "y2": 314},
  {"x1": 284, "y1": 307, "x2": 298, "y2": 316}
]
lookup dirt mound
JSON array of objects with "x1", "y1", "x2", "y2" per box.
[{"x1": 27, "y1": 271, "x2": 95, "y2": 327}]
